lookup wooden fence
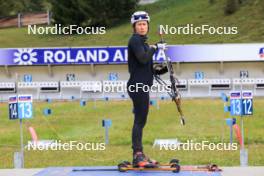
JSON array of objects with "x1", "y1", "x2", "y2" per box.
[{"x1": 0, "y1": 11, "x2": 51, "y2": 28}]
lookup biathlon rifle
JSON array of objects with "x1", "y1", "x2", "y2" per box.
[{"x1": 154, "y1": 27, "x2": 186, "y2": 125}]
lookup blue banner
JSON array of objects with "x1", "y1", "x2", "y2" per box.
[
  {"x1": 0, "y1": 47, "x2": 130, "y2": 65},
  {"x1": 0, "y1": 44, "x2": 263, "y2": 66}
]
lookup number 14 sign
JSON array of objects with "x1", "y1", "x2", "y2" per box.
[
  {"x1": 9, "y1": 95, "x2": 33, "y2": 120},
  {"x1": 230, "y1": 91, "x2": 253, "y2": 116}
]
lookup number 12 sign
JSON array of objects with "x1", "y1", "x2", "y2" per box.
[
  {"x1": 230, "y1": 91, "x2": 253, "y2": 116},
  {"x1": 242, "y1": 91, "x2": 253, "y2": 115}
]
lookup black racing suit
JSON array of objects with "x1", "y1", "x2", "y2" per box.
[{"x1": 127, "y1": 33, "x2": 167, "y2": 154}]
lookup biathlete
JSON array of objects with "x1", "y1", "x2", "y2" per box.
[{"x1": 127, "y1": 11, "x2": 168, "y2": 168}]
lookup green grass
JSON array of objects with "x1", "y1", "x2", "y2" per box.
[
  {"x1": 0, "y1": 0, "x2": 263, "y2": 48},
  {"x1": 0, "y1": 0, "x2": 264, "y2": 168},
  {"x1": 0, "y1": 98, "x2": 264, "y2": 168}
]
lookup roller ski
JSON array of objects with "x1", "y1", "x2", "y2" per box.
[
  {"x1": 180, "y1": 164, "x2": 222, "y2": 172},
  {"x1": 118, "y1": 156, "x2": 221, "y2": 173},
  {"x1": 118, "y1": 153, "x2": 180, "y2": 173}
]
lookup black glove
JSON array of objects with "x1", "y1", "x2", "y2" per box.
[{"x1": 153, "y1": 63, "x2": 168, "y2": 75}]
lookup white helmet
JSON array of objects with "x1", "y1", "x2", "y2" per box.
[{"x1": 131, "y1": 11, "x2": 150, "y2": 25}]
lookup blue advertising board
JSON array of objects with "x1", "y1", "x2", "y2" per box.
[{"x1": 0, "y1": 44, "x2": 263, "y2": 66}]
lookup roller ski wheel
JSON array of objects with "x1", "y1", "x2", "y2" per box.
[
  {"x1": 170, "y1": 163, "x2": 181, "y2": 173},
  {"x1": 208, "y1": 164, "x2": 222, "y2": 172},
  {"x1": 118, "y1": 163, "x2": 128, "y2": 172}
]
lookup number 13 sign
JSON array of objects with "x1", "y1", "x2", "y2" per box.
[{"x1": 230, "y1": 91, "x2": 242, "y2": 116}]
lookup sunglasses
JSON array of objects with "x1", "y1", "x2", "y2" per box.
[{"x1": 133, "y1": 14, "x2": 148, "y2": 20}]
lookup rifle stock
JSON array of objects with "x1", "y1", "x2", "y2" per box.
[{"x1": 157, "y1": 27, "x2": 186, "y2": 125}]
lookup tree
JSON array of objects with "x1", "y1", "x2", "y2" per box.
[
  {"x1": 225, "y1": 0, "x2": 239, "y2": 15},
  {"x1": 0, "y1": 0, "x2": 47, "y2": 17},
  {"x1": 0, "y1": 0, "x2": 13, "y2": 16},
  {"x1": 209, "y1": 0, "x2": 215, "y2": 5},
  {"x1": 51, "y1": 0, "x2": 139, "y2": 27},
  {"x1": 50, "y1": 0, "x2": 82, "y2": 25},
  {"x1": 21, "y1": 0, "x2": 46, "y2": 12}
]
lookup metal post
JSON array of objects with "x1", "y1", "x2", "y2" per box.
[
  {"x1": 240, "y1": 77, "x2": 248, "y2": 166},
  {"x1": 19, "y1": 118, "x2": 24, "y2": 168},
  {"x1": 240, "y1": 77, "x2": 244, "y2": 149},
  {"x1": 16, "y1": 72, "x2": 24, "y2": 167},
  {"x1": 38, "y1": 88, "x2": 40, "y2": 101},
  {"x1": 47, "y1": 10, "x2": 51, "y2": 25},
  {"x1": 241, "y1": 116, "x2": 244, "y2": 148},
  {"x1": 17, "y1": 13, "x2": 22, "y2": 28},
  {"x1": 105, "y1": 126, "x2": 109, "y2": 144},
  {"x1": 230, "y1": 125, "x2": 233, "y2": 144}
]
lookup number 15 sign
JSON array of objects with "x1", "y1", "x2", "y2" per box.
[{"x1": 9, "y1": 95, "x2": 33, "y2": 120}]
